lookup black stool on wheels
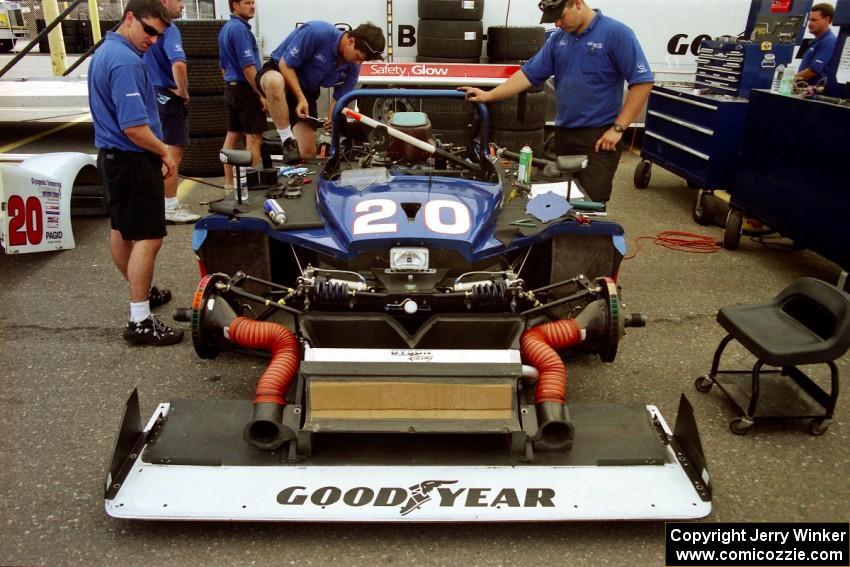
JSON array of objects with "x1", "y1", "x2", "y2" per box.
[{"x1": 695, "y1": 277, "x2": 850, "y2": 435}]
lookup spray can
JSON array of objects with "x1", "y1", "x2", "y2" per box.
[
  {"x1": 263, "y1": 198, "x2": 287, "y2": 225},
  {"x1": 518, "y1": 144, "x2": 533, "y2": 184}
]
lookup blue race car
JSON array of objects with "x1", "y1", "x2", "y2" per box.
[{"x1": 104, "y1": 90, "x2": 711, "y2": 523}]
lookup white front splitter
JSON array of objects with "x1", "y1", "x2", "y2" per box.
[{"x1": 105, "y1": 403, "x2": 711, "y2": 522}]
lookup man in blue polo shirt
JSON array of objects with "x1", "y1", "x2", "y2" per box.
[
  {"x1": 795, "y1": 3, "x2": 837, "y2": 86},
  {"x1": 88, "y1": 0, "x2": 182, "y2": 346},
  {"x1": 143, "y1": 0, "x2": 199, "y2": 224},
  {"x1": 219, "y1": 0, "x2": 266, "y2": 196},
  {"x1": 255, "y1": 21, "x2": 385, "y2": 164},
  {"x1": 460, "y1": 0, "x2": 653, "y2": 202}
]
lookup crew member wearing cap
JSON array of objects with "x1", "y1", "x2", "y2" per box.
[
  {"x1": 256, "y1": 21, "x2": 386, "y2": 164},
  {"x1": 795, "y1": 3, "x2": 837, "y2": 86},
  {"x1": 460, "y1": 0, "x2": 653, "y2": 202}
]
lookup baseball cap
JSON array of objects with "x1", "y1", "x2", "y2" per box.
[
  {"x1": 352, "y1": 23, "x2": 385, "y2": 61},
  {"x1": 539, "y1": 0, "x2": 567, "y2": 23}
]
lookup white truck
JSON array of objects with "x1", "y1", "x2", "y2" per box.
[
  {"x1": 0, "y1": 1, "x2": 27, "y2": 53},
  {"x1": 212, "y1": 0, "x2": 755, "y2": 82}
]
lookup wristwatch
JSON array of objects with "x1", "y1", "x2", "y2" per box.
[{"x1": 612, "y1": 123, "x2": 625, "y2": 133}]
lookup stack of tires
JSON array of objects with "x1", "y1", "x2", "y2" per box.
[
  {"x1": 416, "y1": 0, "x2": 484, "y2": 63},
  {"x1": 36, "y1": 18, "x2": 84, "y2": 54},
  {"x1": 174, "y1": 19, "x2": 228, "y2": 177},
  {"x1": 485, "y1": 26, "x2": 547, "y2": 154},
  {"x1": 486, "y1": 26, "x2": 544, "y2": 64},
  {"x1": 488, "y1": 87, "x2": 547, "y2": 155}
]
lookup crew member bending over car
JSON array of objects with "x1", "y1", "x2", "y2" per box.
[
  {"x1": 218, "y1": 0, "x2": 266, "y2": 196},
  {"x1": 88, "y1": 0, "x2": 183, "y2": 346},
  {"x1": 143, "y1": 0, "x2": 200, "y2": 224},
  {"x1": 255, "y1": 21, "x2": 386, "y2": 164},
  {"x1": 460, "y1": 0, "x2": 654, "y2": 202}
]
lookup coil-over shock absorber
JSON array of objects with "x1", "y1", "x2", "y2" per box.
[
  {"x1": 313, "y1": 279, "x2": 350, "y2": 305},
  {"x1": 471, "y1": 280, "x2": 507, "y2": 306}
]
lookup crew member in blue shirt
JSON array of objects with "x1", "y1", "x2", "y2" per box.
[
  {"x1": 143, "y1": 0, "x2": 199, "y2": 224},
  {"x1": 795, "y1": 3, "x2": 837, "y2": 86},
  {"x1": 460, "y1": 0, "x2": 654, "y2": 202},
  {"x1": 88, "y1": 0, "x2": 182, "y2": 346},
  {"x1": 218, "y1": 0, "x2": 266, "y2": 195},
  {"x1": 255, "y1": 21, "x2": 386, "y2": 164}
]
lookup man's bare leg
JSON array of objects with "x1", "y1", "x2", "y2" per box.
[
  {"x1": 110, "y1": 229, "x2": 133, "y2": 281},
  {"x1": 246, "y1": 132, "x2": 262, "y2": 169},
  {"x1": 163, "y1": 145, "x2": 184, "y2": 199},
  {"x1": 127, "y1": 238, "x2": 163, "y2": 302},
  {"x1": 260, "y1": 71, "x2": 291, "y2": 130},
  {"x1": 293, "y1": 121, "x2": 317, "y2": 159}
]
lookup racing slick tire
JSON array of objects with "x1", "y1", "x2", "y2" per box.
[
  {"x1": 417, "y1": 19, "x2": 483, "y2": 59},
  {"x1": 486, "y1": 26, "x2": 545, "y2": 61},
  {"x1": 488, "y1": 90, "x2": 547, "y2": 130},
  {"x1": 187, "y1": 59, "x2": 225, "y2": 96},
  {"x1": 420, "y1": 95, "x2": 474, "y2": 130},
  {"x1": 491, "y1": 127, "x2": 544, "y2": 155},
  {"x1": 174, "y1": 20, "x2": 225, "y2": 58},
  {"x1": 187, "y1": 95, "x2": 229, "y2": 137},
  {"x1": 418, "y1": 0, "x2": 484, "y2": 20},
  {"x1": 433, "y1": 128, "x2": 471, "y2": 148},
  {"x1": 414, "y1": 55, "x2": 481, "y2": 63},
  {"x1": 181, "y1": 135, "x2": 227, "y2": 177}
]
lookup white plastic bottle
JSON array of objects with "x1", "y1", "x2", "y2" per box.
[{"x1": 771, "y1": 64, "x2": 785, "y2": 93}]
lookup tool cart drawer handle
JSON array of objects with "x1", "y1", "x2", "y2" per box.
[
  {"x1": 647, "y1": 111, "x2": 714, "y2": 136},
  {"x1": 652, "y1": 90, "x2": 719, "y2": 111},
  {"x1": 645, "y1": 131, "x2": 711, "y2": 161}
]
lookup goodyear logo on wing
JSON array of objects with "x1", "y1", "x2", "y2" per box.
[{"x1": 277, "y1": 480, "x2": 556, "y2": 516}]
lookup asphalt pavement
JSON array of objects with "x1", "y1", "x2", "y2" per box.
[{"x1": 0, "y1": 127, "x2": 848, "y2": 566}]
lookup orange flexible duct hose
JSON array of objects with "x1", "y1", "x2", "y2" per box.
[
  {"x1": 229, "y1": 317, "x2": 300, "y2": 405},
  {"x1": 520, "y1": 320, "x2": 582, "y2": 404}
]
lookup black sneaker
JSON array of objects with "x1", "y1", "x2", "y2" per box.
[
  {"x1": 123, "y1": 315, "x2": 184, "y2": 346},
  {"x1": 148, "y1": 286, "x2": 172, "y2": 308},
  {"x1": 282, "y1": 137, "x2": 301, "y2": 165}
]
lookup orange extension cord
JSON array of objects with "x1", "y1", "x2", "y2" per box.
[
  {"x1": 624, "y1": 230, "x2": 721, "y2": 260},
  {"x1": 520, "y1": 319, "x2": 582, "y2": 404},
  {"x1": 229, "y1": 317, "x2": 300, "y2": 406}
]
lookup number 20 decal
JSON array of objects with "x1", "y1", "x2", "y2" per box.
[
  {"x1": 7, "y1": 195, "x2": 43, "y2": 247},
  {"x1": 352, "y1": 198, "x2": 471, "y2": 236}
]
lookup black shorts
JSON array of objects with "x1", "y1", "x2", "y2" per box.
[
  {"x1": 155, "y1": 88, "x2": 189, "y2": 146},
  {"x1": 555, "y1": 125, "x2": 621, "y2": 203},
  {"x1": 97, "y1": 149, "x2": 167, "y2": 241},
  {"x1": 224, "y1": 81, "x2": 267, "y2": 134},
  {"x1": 256, "y1": 59, "x2": 319, "y2": 129}
]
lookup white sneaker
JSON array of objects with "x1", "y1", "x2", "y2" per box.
[{"x1": 165, "y1": 204, "x2": 200, "y2": 224}]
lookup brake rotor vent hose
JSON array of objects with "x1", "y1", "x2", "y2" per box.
[
  {"x1": 229, "y1": 317, "x2": 300, "y2": 405},
  {"x1": 520, "y1": 320, "x2": 582, "y2": 404}
]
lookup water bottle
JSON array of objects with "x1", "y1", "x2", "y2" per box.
[
  {"x1": 232, "y1": 166, "x2": 247, "y2": 189},
  {"x1": 771, "y1": 64, "x2": 785, "y2": 93},
  {"x1": 263, "y1": 198, "x2": 287, "y2": 225},
  {"x1": 779, "y1": 68, "x2": 795, "y2": 95},
  {"x1": 517, "y1": 144, "x2": 533, "y2": 184}
]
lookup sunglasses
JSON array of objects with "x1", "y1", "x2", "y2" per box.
[
  {"x1": 139, "y1": 19, "x2": 163, "y2": 38},
  {"x1": 356, "y1": 37, "x2": 381, "y2": 59}
]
